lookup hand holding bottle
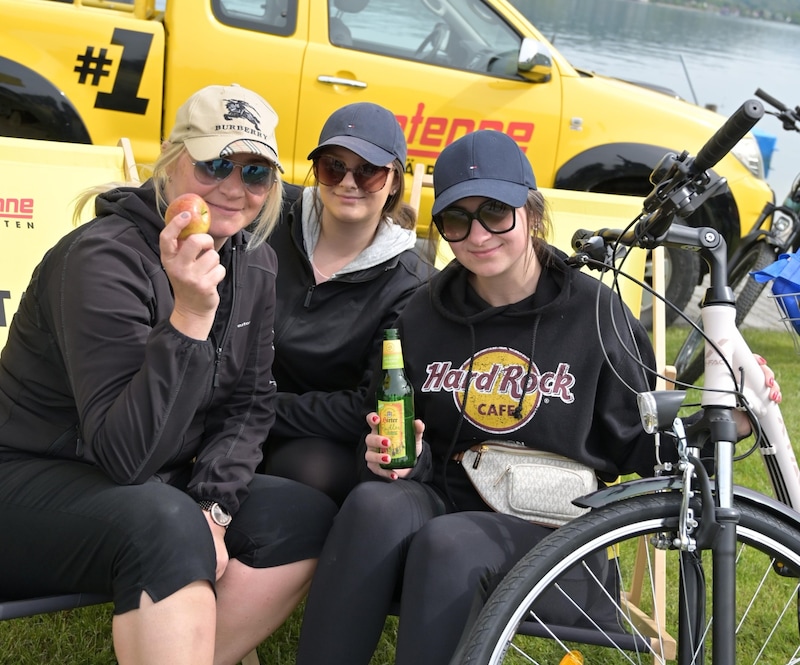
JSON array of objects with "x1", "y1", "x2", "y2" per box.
[{"x1": 364, "y1": 412, "x2": 425, "y2": 480}]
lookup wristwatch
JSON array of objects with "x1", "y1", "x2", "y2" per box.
[{"x1": 198, "y1": 501, "x2": 232, "y2": 528}]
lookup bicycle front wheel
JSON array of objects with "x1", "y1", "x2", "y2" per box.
[{"x1": 456, "y1": 493, "x2": 800, "y2": 665}]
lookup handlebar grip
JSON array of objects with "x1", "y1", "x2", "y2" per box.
[
  {"x1": 755, "y1": 88, "x2": 788, "y2": 112},
  {"x1": 693, "y1": 99, "x2": 764, "y2": 174}
]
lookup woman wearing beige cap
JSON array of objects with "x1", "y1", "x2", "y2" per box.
[
  {"x1": 0, "y1": 84, "x2": 337, "y2": 664},
  {"x1": 261, "y1": 101, "x2": 435, "y2": 505}
]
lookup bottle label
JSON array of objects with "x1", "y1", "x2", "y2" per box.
[
  {"x1": 382, "y1": 339, "x2": 403, "y2": 370},
  {"x1": 377, "y1": 399, "x2": 405, "y2": 458}
]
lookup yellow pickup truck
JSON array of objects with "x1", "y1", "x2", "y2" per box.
[{"x1": 1, "y1": 0, "x2": 773, "y2": 324}]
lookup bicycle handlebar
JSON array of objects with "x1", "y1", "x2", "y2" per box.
[
  {"x1": 693, "y1": 99, "x2": 764, "y2": 174},
  {"x1": 755, "y1": 88, "x2": 788, "y2": 113},
  {"x1": 755, "y1": 88, "x2": 800, "y2": 131},
  {"x1": 571, "y1": 98, "x2": 765, "y2": 258}
]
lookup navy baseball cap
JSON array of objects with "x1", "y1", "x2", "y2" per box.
[
  {"x1": 431, "y1": 130, "x2": 537, "y2": 215},
  {"x1": 307, "y1": 102, "x2": 407, "y2": 166}
]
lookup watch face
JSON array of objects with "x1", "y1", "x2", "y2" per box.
[{"x1": 210, "y1": 503, "x2": 232, "y2": 527}]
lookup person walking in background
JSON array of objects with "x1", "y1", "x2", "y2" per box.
[
  {"x1": 261, "y1": 101, "x2": 434, "y2": 505},
  {"x1": 294, "y1": 129, "x2": 778, "y2": 665},
  {"x1": 0, "y1": 84, "x2": 337, "y2": 665}
]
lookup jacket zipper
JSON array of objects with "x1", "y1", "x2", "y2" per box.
[{"x1": 212, "y1": 245, "x2": 239, "y2": 390}]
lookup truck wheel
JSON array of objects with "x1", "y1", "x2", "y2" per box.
[{"x1": 638, "y1": 245, "x2": 701, "y2": 330}]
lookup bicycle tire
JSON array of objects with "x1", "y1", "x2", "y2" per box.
[
  {"x1": 455, "y1": 493, "x2": 800, "y2": 665},
  {"x1": 673, "y1": 240, "x2": 778, "y2": 385}
]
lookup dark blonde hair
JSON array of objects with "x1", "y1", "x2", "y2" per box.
[
  {"x1": 426, "y1": 189, "x2": 552, "y2": 260},
  {"x1": 308, "y1": 157, "x2": 416, "y2": 230}
]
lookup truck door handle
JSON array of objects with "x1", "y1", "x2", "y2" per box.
[{"x1": 317, "y1": 75, "x2": 367, "y2": 89}]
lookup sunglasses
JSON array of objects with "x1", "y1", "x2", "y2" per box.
[
  {"x1": 313, "y1": 155, "x2": 392, "y2": 193},
  {"x1": 192, "y1": 158, "x2": 276, "y2": 193},
  {"x1": 433, "y1": 200, "x2": 516, "y2": 242}
]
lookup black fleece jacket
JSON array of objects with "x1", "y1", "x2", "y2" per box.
[{"x1": 0, "y1": 182, "x2": 278, "y2": 515}]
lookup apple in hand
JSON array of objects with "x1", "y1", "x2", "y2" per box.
[{"x1": 165, "y1": 193, "x2": 210, "y2": 239}]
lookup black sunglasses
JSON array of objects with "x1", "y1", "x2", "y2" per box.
[
  {"x1": 192, "y1": 158, "x2": 276, "y2": 193},
  {"x1": 313, "y1": 155, "x2": 392, "y2": 193},
  {"x1": 433, "y1": 200, "x2": 516, "y2": 242}
]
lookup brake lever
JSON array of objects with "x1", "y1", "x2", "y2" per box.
[{"x1": 567, "y1": 234, "x2": 623, "y2": 271}]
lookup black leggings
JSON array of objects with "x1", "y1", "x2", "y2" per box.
[
  {"x1": 0, "y1": 458, "x2": 337, "y2": 614},
  {"x1": 261, "y1": 435, "x2": 359, "y2": 506},
  {"x1": 296, "y1": 480, "x2": 606, "y2": 665}
]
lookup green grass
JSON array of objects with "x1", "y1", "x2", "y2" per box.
[{"x1": 1, "y1": 328, "x2": 797, "y2": 665}]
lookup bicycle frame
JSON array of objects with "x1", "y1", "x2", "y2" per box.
[
  {"x1": 455, "y1": 98, "x2": 800, "y2": 665},
  {"x1": 572, "y1": 195, "x2": 800, "y2": 665},
  {"x1": 736, "y1": 200, "x2": 800, "y2": 257}
]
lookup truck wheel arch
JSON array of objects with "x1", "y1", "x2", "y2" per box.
[
  {"x1": 554, "y1": 142, "x2": 742, "y2": 327},
  {"x1": 0, "y1": 56, "x2": 91, "y2": 144},
  {"x1": 554, "y1": 141, "x2": 741, "y2": 243}
]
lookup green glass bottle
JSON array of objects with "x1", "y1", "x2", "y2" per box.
[{"x1": 377, "y1": 328, "x2": 416, "y2": 469}]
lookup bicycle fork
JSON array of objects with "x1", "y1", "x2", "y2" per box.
[{"x1": 659, "y1": 411, "x2": 740, "y2": 663}]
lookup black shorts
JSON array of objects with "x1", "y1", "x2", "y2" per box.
[{"x1": 0, "y1": 458, "x2": 336, "y2": 613}]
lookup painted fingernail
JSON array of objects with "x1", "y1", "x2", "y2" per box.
[
  {"x1": 390, "y1": 473, "x2": 398, "y2": 480},
  {"x1": 381, "y1": 455, "x2": 391, "y2": 464},
  {"x1": 769, "y1": 378, "x2": 775, "y2": 387},
  {"x1": 372, "y1": 414, "x2": 380, "y2": 424},
  {"x1": 382, "y1": 438, "x2": 390, "y2": 447}
]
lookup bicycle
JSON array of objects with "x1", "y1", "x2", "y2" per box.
[
  {"x1": 673, "y1": 88, "x2": 800, "y2": 385},
  {"x1": 452, "y1": 99, "x2": 800, "y2": 664}
]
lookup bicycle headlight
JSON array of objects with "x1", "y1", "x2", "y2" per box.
[
  {"x1": 637, "y1": 390, "x2": 688, "y2": 434},
  {"x1": 637, "y1": 392, "x2": 660, "y2": 434},
  {"x1": 731, "y1": 135, "x2": 765, "y2": 180}
]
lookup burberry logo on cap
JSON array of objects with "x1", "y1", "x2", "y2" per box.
[{"x1": 223, "y1": 99, "x2": 261, "y2": 131}]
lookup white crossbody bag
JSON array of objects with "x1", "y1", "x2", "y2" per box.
[{"x1": 456, "y1": 440, "x2": 598, "y2": 528}]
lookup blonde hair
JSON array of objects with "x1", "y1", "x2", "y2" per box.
[
  {"x1": 154, "y1": 142, "x2": 283, "y2": 249},
  {"x1": 72, "y1": 143, "x2": 283, "y2": 249}
]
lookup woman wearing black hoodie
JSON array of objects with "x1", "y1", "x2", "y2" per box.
[{"x1": 296, "y1": 130, "x2": 777, "y2": 665}]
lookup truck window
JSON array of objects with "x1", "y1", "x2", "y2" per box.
[
  {"x1": 213, "y1": 0, "x2": 297, "y2": 36},
  {"x1": 329, "y1": 0, "x2": 522, "y2": 78}
]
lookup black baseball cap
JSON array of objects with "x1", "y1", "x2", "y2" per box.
[
  {"x1": 307, "y1": 102, "x2": 407, "y2": 166},
  {"x1": 431, "y1": 130, "x2": 537, "y2": 215}
]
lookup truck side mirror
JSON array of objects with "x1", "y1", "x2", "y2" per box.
[{"x1": 517, "y1": 37, "x2": 552, "y2": 83}]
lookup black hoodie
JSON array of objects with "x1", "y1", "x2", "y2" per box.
[
  {"x1": 380, "y1": 247, "x2": 659, "y2": 512},
  {"x1": 0, "y1": 182, "x2": 277, "y2": 515}
]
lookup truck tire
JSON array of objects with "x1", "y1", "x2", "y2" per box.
[{"x1": 638, "y1": 244, "x2": 701, "y2": 330}]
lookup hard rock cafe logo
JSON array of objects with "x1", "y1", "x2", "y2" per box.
[{"x1": 421, "y1": 347, "x2": 576, "y2": 434}]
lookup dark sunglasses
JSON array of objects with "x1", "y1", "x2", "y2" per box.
[
  {"x1": 313, "y1": 155, "x2": 392, "y2": 193},
  {"x1": 192, "y1": 158, "x2": 276, "y2": 193},
  {"x1": 433, "y1": 200, "x2": 516, "y2": 242}
]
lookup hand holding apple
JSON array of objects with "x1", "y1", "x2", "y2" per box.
[{"x1": 165, "y1": 193, "x2": 210, "y2": 239}]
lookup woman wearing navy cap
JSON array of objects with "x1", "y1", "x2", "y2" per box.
[
  {"x1": 261, "y1": 102, "x2": 434, "y2": 505},
  {"x1": 295, "y1": 129, "x2": 777, "y2": 665}
]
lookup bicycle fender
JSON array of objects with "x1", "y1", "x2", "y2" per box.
[
  {"x1": 574, "y1": 477, "x2": 800, "y2": 531},
  {"x1": 573, "y1": 475, "x2": 684, "y2": 509}
]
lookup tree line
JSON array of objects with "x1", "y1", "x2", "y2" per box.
[{"x1": 654, "y1": 0, "x2": 799, "y2": 24}]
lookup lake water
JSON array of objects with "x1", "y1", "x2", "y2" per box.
[{"x1": 511, "y1": 0, "x2": 800, "y2": 204}]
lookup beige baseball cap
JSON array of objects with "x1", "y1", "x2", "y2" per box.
[{"x1": 169, "y1": 84, "x2": 284, "y2": 172}]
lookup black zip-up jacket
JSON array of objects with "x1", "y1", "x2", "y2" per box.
[
  {"x1": 267, "y1": 190, "x2": 435, "y2": 443},
  {"x1": 0, "y1": 182, "x2": 277, "y2": 515}
]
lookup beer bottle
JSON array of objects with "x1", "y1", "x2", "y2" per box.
[{"x1": 377, "y1": 328, "x2": 416, "y2": 469}]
